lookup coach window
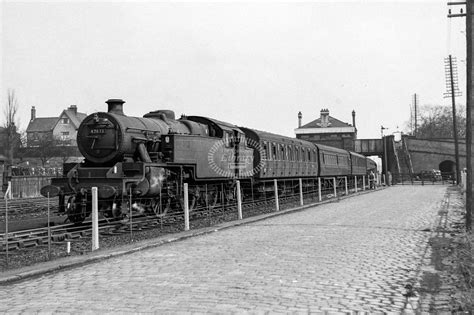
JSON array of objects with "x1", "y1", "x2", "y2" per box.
[
  {"x1": 240, "y1": 134, "x2": 246, "y2": 147},
  {"x1": 263, "y1": 142, "x2": 269, "y2": 160},
  {"x1": 288, "y1": 147, "x2": 293, "y2": 161},
  {"x1": 272, "y1": 143, "x2": 277, "y2": 160},
  {"x1": 224, "y1": 132, "x2": 231, "y2": 147}
]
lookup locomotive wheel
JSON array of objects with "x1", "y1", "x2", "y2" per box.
[
  {"x1": 206, "y1": 186, "x2": 219, "y2": 209},
  {"x1": 66, "y1": 196, "x2": 87, "y2": 224},
  {"x1": 151, "y1": 197, "x2": 170, "y2": 218}
]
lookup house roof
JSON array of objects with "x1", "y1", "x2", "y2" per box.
[
  {"x1": 56, "y1": 108, "x2": 87, "y2": 129},
  {"x1": 26, "y1": 106, "x2": 87, "y2": 133},
  {"x1": 300, "y1": 115, "x2": 352, "y2": 129},
  {"x1": 26, "y1": 117, "x2": 58, "y2": 132}
]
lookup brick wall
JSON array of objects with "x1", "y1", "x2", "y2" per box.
[{"x1": 406, "y1": 138, "x2": 466, "y2": 173}]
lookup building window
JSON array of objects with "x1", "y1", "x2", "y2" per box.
[{"x1": 62, "y1": 118, "x2": 69, "y2": 124}]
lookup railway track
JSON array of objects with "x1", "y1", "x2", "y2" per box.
[
  {"x1": 0, "y1": 197, "x2": 59, "y2": 216},
  {"x1": 0, "y1": 188, "x2": 342, "y2": 252}
]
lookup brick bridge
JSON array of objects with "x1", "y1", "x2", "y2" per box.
[{"x1": 353, "y1": 136, "x2": 465, "y2": 177}]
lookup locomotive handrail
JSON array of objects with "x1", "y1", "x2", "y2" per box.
[{"x1": 126, "y1": 127, "x2": 161, "y2": 134}]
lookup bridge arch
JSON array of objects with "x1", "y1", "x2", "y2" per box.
[{"x1": 439, "y1": 160, "x2": 455, "y2": 174}]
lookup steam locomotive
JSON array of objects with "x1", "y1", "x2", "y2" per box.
[{"x1": 41, "y1": 99, "x2": 377, "y2": 224}]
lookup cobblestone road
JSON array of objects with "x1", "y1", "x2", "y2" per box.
[{"x1": 0, "y1": 185, "x2": 453, "y2": 313}]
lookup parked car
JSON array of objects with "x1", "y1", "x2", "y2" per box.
[{"x1": 418, "y1": 169, "x2": 442, "y2": 181}]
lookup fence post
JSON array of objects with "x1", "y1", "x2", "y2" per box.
[
  {"x1": 333, "y1": 177, "x2": 337, "y2": 197},
  {"x1": 299, "y1": 178, "x2": 303, "y2": 206},
  {"x1": 382, "y1": 174, "x2": 386, "y2": 186},
  {"x1": 345, "y1": 176, "x2": 348, "y2": 195},
  {"x1": 355, "y1": 176, "x2": 358, "y2": 192},
  {"x1": 7, "y1": 180, "x2": 12, "y2": 199},
  {"x1": 274, "y1": 179, "x2": 279, "y2": 211},
  {"x1": 363, "y1": 176, "x2": 366, "y2": 190},
  {"x1": 184, "y1": 183, "x2": 190, "y2": 231},
  {"x1": 4, "y1": 182, "x2": 10, "y2": 268},
  {"x1": 129, "y1": 187, "x2": 133, "y2": 241},
  {"x1": 91, "y1": 187, "x2": 99, "y2": 251},
  {"x1": 463, "y1": 171, "x2": 467, "y2": 193},
  {"x1": 318, "y1": 178, "x2": 322, "y2": 202},
  {"x1": 236, "y1": 180, "x2": 242, "y2": 220},
  {"x1": 47, "y1": 192, "x2": 51, "y2": 260}
]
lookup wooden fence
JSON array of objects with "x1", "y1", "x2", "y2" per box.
[{"x1": 9, "y1": 176, "x2": 53, "y2": 198}]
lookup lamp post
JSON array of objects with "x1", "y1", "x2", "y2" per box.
[{"x1": 381, "y1": 126, "x2": 388, "y2": 177}]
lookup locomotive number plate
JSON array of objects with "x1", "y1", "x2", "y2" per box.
[{"x1": 90, "y1": 129, "x2": 106, "y2": 134}]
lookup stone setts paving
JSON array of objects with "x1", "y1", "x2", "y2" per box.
[{"x1": 0, "y1": 185, "x2": 468, "y2": 313}]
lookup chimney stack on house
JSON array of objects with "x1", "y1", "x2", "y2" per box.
[
  {"x1": 69, "y1": 105, "x2": 77, "y2": 115},
  {"x1": 352, "y1": 110, "x2": 356, "y2": 128},
  {"x1": 31, "y1": 106, "x2": 36, "y2": 121},
  {"x1": 320, "y1": 108, "x2": 330, "y2": 127},
  {"x1": 298, "y1": 111, "x2": 302, "y2": 128}
]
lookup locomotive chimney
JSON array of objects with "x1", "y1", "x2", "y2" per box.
[
  {"x1": 106, "y1": 99, "x2": 125, "y2": 115},
  {"x1": 352, "y1": 110, "x2": 356, "y2": 128},
  {"x1": 298, "y1": 111, "x2": 302, "y2": 128}
]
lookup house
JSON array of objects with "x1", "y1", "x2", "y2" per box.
[
  {"x1": 26, "y1": 105, "x2": 87, "y2": 147},
  {"x1": 294, "y1": 109, "x2": 357, "y2": 151}
]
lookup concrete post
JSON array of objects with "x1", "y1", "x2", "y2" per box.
[
  {"x1": 92, "y1": 187, "x2": 99, "y2": 251},
  {"x1": 236, "y1": 180, "x2": 242, "y2": 220},
  {"x1": 184, "y1": 183, "x2": 190, "y2": 231},
  {"x1": 274, "y1": 179, "x2": 279, "y2": 211},
  {"x1": 345, "y1": 176, "x2": 348, "y2": 195},
  {"x1": 333, "y1": 177, "x2": 337, "y2": 197},
  {"x1": 299, "y1": 178, "x2": 303, "y2": 206},
  {"x1": 318, "y1": 178, "x2": 322, "y2": 202},
  {"x1": 355, "y1": 176, "x2": 358, "y2": 192},
  {"x1": 363, "y1": 176, "x2": 366, "y2": 190}
]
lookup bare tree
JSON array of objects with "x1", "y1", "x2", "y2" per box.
[
  {"x1": 34, "y1": 136, "x2": 57, "y2": 167},
  {"x1": 407, "y1": 105, "x2": 466, "y2": 139},
  {"x1": 2, "y1": 89, "x2": 20, "y2": 166}
]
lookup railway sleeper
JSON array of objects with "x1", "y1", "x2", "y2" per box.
[
  {"x1": 19, "y1": 238, "x2": 44, "y2": 248},
  {"x1": 65, "y1": 232, "x2": 82, "y2": 239},
  {"x1": 0, "y1": 242, "x2": 20, "y2": 251}
]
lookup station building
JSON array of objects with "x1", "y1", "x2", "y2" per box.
[{"x1": 294, "y1": 109, "x2": 357, "y2": 151}]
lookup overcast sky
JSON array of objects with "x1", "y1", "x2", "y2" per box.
[{"x1": 0, "y1": 1, "x2": 467, "y2": 139}]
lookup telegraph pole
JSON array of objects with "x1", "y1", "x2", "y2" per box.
[
  {"x1": 448, "y1": 0, "x2": 472, "y2": 230},
  {"x1": 444, "y1": 55, "x2": 462, "y2": 184},
  {"x1": 467, "y1": 0, "x2": 473, "y2": 231},
  {"x1": 412, "y1": 94, "x2": 419, "y2": 137}
]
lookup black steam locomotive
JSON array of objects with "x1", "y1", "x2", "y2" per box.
[{"x1": 41, "y1": 99, "x2": 377, "y2": 223}]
